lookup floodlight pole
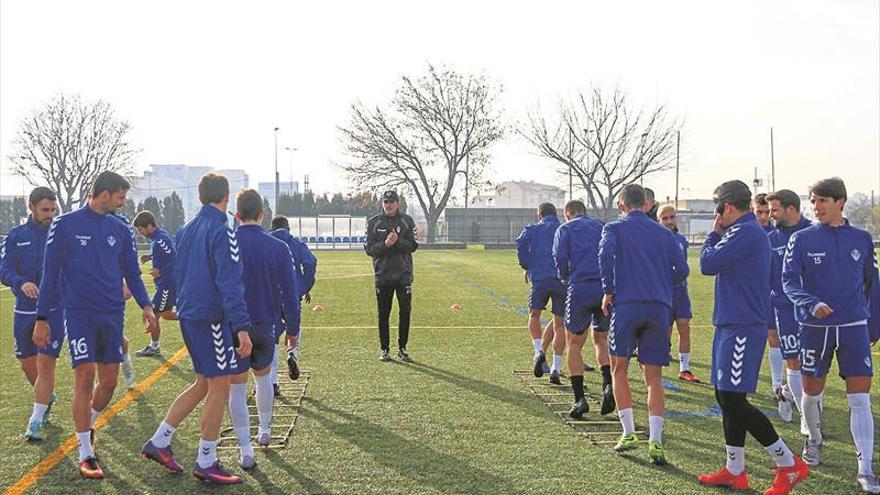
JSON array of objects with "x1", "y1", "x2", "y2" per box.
[
  {"x1": 465, "y1": 153, "x2": 469, "y2": 209},
  {"x1": 770, "y1": 127, "x2": 776, "y2": 192},
  {"x1": 568, "y1": 127, "x2": 574, "y2": 201},
  {"x1": 675, "y1": 130, "x2": 680, "y2": 208},
  {"x1": 274, "y1": 126, "x2": 280, "y2": 215}
]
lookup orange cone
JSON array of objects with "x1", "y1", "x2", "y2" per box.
[
  {"x1": 312, "y1": 304, "x2": 325, "y2": 312},
  {"x1": 450, "y1": 303, "x2": 463, "y2": 312}
]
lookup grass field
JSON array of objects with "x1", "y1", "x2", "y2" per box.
[{"x1": 0, "y1": 248, "x2": 877, "y2": 494}]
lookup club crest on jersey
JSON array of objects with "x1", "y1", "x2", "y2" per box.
[
  {"x1": 107, "y1": 235, "x2": 117, "y2": 247},
  {"x1": 851, "y1": 249, "x2": 861, "y2": 262}
]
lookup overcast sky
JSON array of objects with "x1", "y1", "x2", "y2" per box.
[{"x1": 1, "y1": 0, "x2": 877, "y2": 202}]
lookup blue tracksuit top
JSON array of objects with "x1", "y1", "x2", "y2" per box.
[
  {"x1": 270, "y1": 228, "x2": 317, "y2": 297},
  {"x1": 37, "y1": 205, "x2": 151, "y2": 316},
  {"x1": 700, "y1": 212, "x2": 770, "y2": 327},
  {"x1": 174, "y1": 204, "x2": 251, "y2": 331},
  {"x1": 237, "y1": 225, "x2": 301, "y2": 335},
  {"x1": 671, "y1": 230, "x2": 689, "y2": 290},
  {"x1": 147, "y1": 228, "x2": 176, "y2": 290},
  {"x1": 782, "y1": 221, "x2": 878, "y2": 334},
  {"x1": 599, "y1": 210, "x2": 688, "y2": 307},
  {"x1": 768, "y1": 217, "x2": 812, "y2": 309},
  {"x1": 1, "y1": 217, "x2": 53, "y2": 313},
  {"x1": 552, "y1": 214, "x2": 604, "y2": 283},
  {"x1": 516, "y1": 215, "x2": 562, "y2": 283}
]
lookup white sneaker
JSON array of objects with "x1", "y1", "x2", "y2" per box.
[
  {"x1": 122, "y1": 356, "x2": 136, "y2": 389},
  {"x1": 774, "y1": 386, "x2": 793, "y2": 423},
  {"x1": 856, "y1": 473, "x2": 880, "y2": 494}
]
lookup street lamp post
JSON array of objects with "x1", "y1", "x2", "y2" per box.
[{"x1": 274, "y1": 127, "x2": 280, "y2": 215}]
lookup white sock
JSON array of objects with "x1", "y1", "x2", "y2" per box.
[
  {"x1": 725, "y1": 445, "x2": 745, "y2": 475},
  {"x1": 196, "y1": 438, "x2": 218, "y2": 468},
  {"x1": 29, "y1": 403, "x2": 49, "y2": 424},
  {"x1": 679, "y1": 352, "x2": 690, "y2": 373},
  {"x1": 802, "y1": 393, "x2": 823, "y2": 444},
  {"x1": 618, "y1": 408, "x2": 635, "y2": 436},
  {"x1": 150, "y1": 340, "x2": 160, "y2": 349},
  {"x1": 228, "y1": 382, "x2": 253, "y2": 455},
  {"x1": 764, "y1": 437, "x2": 795, "y2": 467},
  {"x1": 270, "y1": 351, "x2": 280, "y2": 385},
  {"x1": 123, "y1": 353, "x2": 133, "y2": 367},
  {"x1": 90, "y1": 408, "x2": 101, "y2": 429},
  {"x1": 150, "y1": 421, "x2": 176, "y2": 448},
  {"x1": 768, "y1": 347, "x2": 783, "y2": 388},
  {"x1": 291, "y1": 345, "x2": 300, "y2": 360},
  {"x1": 847, "y1": 393, "x2": 874, "y2": 476},
  {"x1": 786, "y1": 369, "x2": 804, "y2": 414},
  {"x1": 551, "y1": 354, "x2": 563, "y2": 373},
  {"x1": 532, "y1": 339, "x2": 542, "y2": 353},
  {"x1": 254, "y1": 373, "x2": 275, "y2": 436},
  {"x1": 77, "y1": 431, "x2": 94, "y2": 461},
  {"x1": 648, "y1": 415, "x2": 664, "y2": 444}
]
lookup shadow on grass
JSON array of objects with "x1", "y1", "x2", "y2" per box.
[
  {"x1": 301, "y1": 398, "x2": 525, "y2": 495},
  {"x1": 261, "y1": 450, "x2": 330, "y2": 494}
]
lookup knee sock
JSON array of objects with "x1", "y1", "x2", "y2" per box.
[
  {"x1": 228, "y1": 382, "x2": 253, "y2": 457},
  {"x1": 29, "y1": 403, "x2": 48, "y2": 424},
  {"x1": 150, "y1": 421, "x2": 176, "y2": 448},
  {"x1": 570, "y1": 375, "x2": 584, "y2": 402},
  {"x1": 270, "y1": 351, "x2": 279, "y2": 385},
  {"x1": 679, "y1": 352, "x2": 690, "y2": 373},
  {"x1": 802, "y1": 393, "x2": 823, "y2": 444},
  {"x1": 196, "y1": 438, "x2": 218, "y2": 468},
  {"x1": 532, "y1": 339, "x2": 542, "y2": 353},
  {"x1": 768, "y1": 347, "x2": 783, "y2": 388},
  {"x1": 600, "y1": 365, "x2": 612, "y2": 388},
  {"x1": 786, "y1": 369, "x2": 803, "y2": 413},
  {"x1": 551, "y1": 354, "x2": 563, "y2": 373},
  {"x1": 618, "y1": 408, "x2": 635, "y2": 436},
  {"x1": 648, "y1": 415, "x2": 664, "y2": 444},
  {"x1": 725, "y1": 445, "x2": 745, "y2": 475},
  {"x1": 847, "y1": 393, "x2": 874, "y2": 476},
  {"x1": 254, "y1": 373, "x2": 275, "y2": 435},
  {"x1": 764, "y1": 437, "x2": 795, "y2": 467}
]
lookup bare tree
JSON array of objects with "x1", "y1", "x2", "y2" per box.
[
  {"x1": 339, "y1": 65, "x2": 504, "y2": 242},
  {"x1": 520, "y1": 87, "x2": 681, "y2": 220},
  {"x1": 8, "y1": 94, "x2": 139, "y2": 212}
]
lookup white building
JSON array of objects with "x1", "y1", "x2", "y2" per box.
[
  {"x1": 470, "y1": 181, "x2": 566, "y2": 209},
  {"x1": 128, "y1": 164, "x2": 249, "y2": 221},
  {"x1": 258, "y1": 181, "x2": 299, "y2": 210}
]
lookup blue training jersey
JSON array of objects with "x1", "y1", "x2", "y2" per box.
[
  {"x1": 270, "y1": 228, "x2": 317, "y2": 297},
  {"x1": 768, "y1": 217, "x2": 812, "y2": 309},
  {"x1": 671, "y1": 230, "x2": 689, "y2": 290},
  {"x1": 1, "y1": 217, "x2": 53, "y2": 313},
  {"x1": 516, "y1": 215, "x2": 562, "y2": 283},
  {"x1": 147, "y1": 228, "x2": 176, "y2": 290},
  {"x1": 552, "y1": 214, "x2": 603, "y2": 284},
  {"x1": 237, "y1": 225, "x2": 301, "y2": 335}
]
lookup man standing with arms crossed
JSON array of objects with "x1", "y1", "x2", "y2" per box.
[
  {"x1": 598, "y1": 184, "x2": 688, "y2": 465},
  {"x1": 783, "y1": 178, "x2": 879, "y2": 493},
  {"x1": 516, "y1": 203, "x2": 566, "y2": 384},
  {"x1": 140, "y1": 173, "x2": 252, "y2": 484},
  {"x1": 698, "y1": 180, "x2": 808, "y2": 495},
  {"x1": 1, "y1": 187, "x2": 64, "y2": 441},
  {"x1": 365, "y1": 191, "x2": 418, "y2": 362},
  {"x1": 37, "y1": 172, "x2": 158, "y2": 479},
  {"x1": 132, "y1": 210, "x2": 178, "y2": 357}
]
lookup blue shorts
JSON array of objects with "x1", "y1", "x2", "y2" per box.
[
  {"x1": 152, "y1": 287, "x2": 176, "y2": 313},
  {"x1": 65, "y1": 308, "x2": 125, "y2": 368},
  {"x1": 774, "y1": 306, "x2": 800, "y2": 359},
  {"x1": 767, "y1": 307, "x2": 777, "y2": 330},
  {"x1": 529, "y1": 279, "x2": 567, "y2": 316},
  {"x1": 565, "y1": 281, "x2": 609, "y2": 335},
  {"x1": 711, "y1": 325, "x2": 767, "y2": 393},
  {"x1": 239, "y1": 322, "x2": 276, "y2": 372},
  {"x1": 180, "y1": 319, "x2": 243, "y2": 377},
  {"x1": 671, "y1": 286, "x2": 692, "y2": 321},
  {"x1": 13, "y1": 309, "x2": 65, "y2": 359},
  {"x1": 608, "y1": 302, "x2": 670, "y2": 366},
  {"x1": 798, "y1": 323, "x2": 873, "y2": 379}
]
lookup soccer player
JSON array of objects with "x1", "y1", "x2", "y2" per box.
[
  {"x1": 227, "y1": 190, "x2": 301, "y2": 469},
  {"x1": 516, "y1": 203, "x2": 567, "y2": 384},
  {"x1": 657, "y1": 204, "x2": 700, "y2": 383},
  {"x1": 132, "y1": 210, "x2": 178, "y2": 357},
  {"x1": 766, "y1": 190, "x2": 813, "y2": 427},
  {"x1": 756, "y1": 193, "x2": 787, "y2": 410},
  {"x1": 782, "y1": 178, "x2": 879, "y2": 493},
  {"x1": 270, "y1": 215, "x2": 317, "y2": 386},
  {"x1": 37, "y1": 172, "x2": 158, "y2": 479},
  {"x1": 553, "y1": 200, "x2": 615, "y2": 417},
  {"x1": 698, "y1": 180, "x2": 808, "y2": 495},
  {"x1": 0, "y1": 187, "x2": 63, "y2": 441},
  {"x1": 598, "y1": 184, "x2": 688, "y2": 465},
  {"x1": 141, "y1": 173, "x2": 252, "y2": 484},
  {"x1": 365, "y1": 190, "x2": 419, "y2": 362}
]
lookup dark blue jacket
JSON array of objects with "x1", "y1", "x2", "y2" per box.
[
  {"x1": 599, "y1": 210, "x2": 688, "y2": 307},
  {"x1": 37, "y1": 206, "x2": 151, "y2": 315},
  {"x1": 782, "y1": 221, "x2": 878, "y2": 333},
  {"x1": 174, "y1": 204, "x2": 251, "y2": 331},
  {"x1": 1, "y1": 217, "x2": 52, "y2": 313},
  {"x1": 671, "y1": 230, "x2": 689, "y2": 290},
  {"x1": 700, "y1": 212, "x2": 770, "y2": 327},
  {"x1": 237, "y1": 225, "x2": 301, "y2": 335},
  {"x1": 552, "y1": 214, "x2": 603, "y2": 283},
  {"x1": 516, "y1": 215, "x2": 562, "y2": 283},
  {"x1": 768, "y1": 217, "x2": 812, "y2": 309},
  {"x1": 270, "y1": 228, "x2": 317, "y2": 297},
  {"x1": 147, "y1": 228, "x2": 176, "y2": 290}
]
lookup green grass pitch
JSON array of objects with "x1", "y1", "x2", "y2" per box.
[{"x1": 0, "y1": 249, "x2": 876, "y2": 494}]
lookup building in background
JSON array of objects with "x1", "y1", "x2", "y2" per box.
[
  {"x1": 470, "y1": 181, "x2": 566, "y2": 209},
  {"x1": 128, "y1": 164, "x2": 249, "y2": 220},
  {"x1": 258, "y1": 181, "x2": 299, "y2": 210}
]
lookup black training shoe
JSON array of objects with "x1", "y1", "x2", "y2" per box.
[
  {"x1": 379, "y1": 350, "x2": 391, "y2": 362},
  {"x1": 286, "y1": 352, "x2": 300, "y2": 380},
  {"x1": 533, "y1": 351, "x2": 547, "y2": 377},
  {"x1": 272, "y1": 383, "x2": 280, "y2": 398},
  {"x1": 549, "y1": 370, "x2": 562, "y2": 385},
  {"x1": 569, "y1": 398, "x2": 590, "y2": 419},
  {"x1": 600, "y1": 383, "x2": 616, "y2": 415},
  {"x1": 398, "y1": 348, "x2": 413, "y2": 363}
]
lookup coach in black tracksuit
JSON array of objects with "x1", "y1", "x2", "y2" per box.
[{"x1": 365, "y1": 190, "x2": 419, "y2": 363}]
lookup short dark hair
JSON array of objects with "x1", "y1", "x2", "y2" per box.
[
  {"x1": 619, "y1": 184, "x2": 646, "y2": 210},
  {"x1": 809, "y1": 177, "x2": 847, "y2": 202},
  {"x1": 644, "y1": 187, "x2": 656, "y2": 202},
  {"x1": 766, "y1": 189, "x2": 800, "y2": 211},
  {"x1": 91, "y1": 171, "x2": 130, "y2": 197},
  {"x1": 132, "y1": 210, "x2": 157, "y2": 229},
  {"x1": 753, "y1": 193, "x2": 768, "y2": 206},
  {"x1": 28, "y1": 186, "x2": 56, "y2": 205},
  {"x1": 537, "y1": 203, "x2": 557, "y2": 217},
  {"x1": 236, "y1": 189, "x2": 263, "y2": 221},
  {"x1": 564, "y1": 200, "x2": 587, "y2": 216},
  {"x1": 713, "y1": 180, "x2": 751, "y2": 212},
  {"x1": 198, "y1": 173, "x2": 229, "y2": 205},
  {"x1": 271, "y1": 216, "x2": 290, "y2": 230}
]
